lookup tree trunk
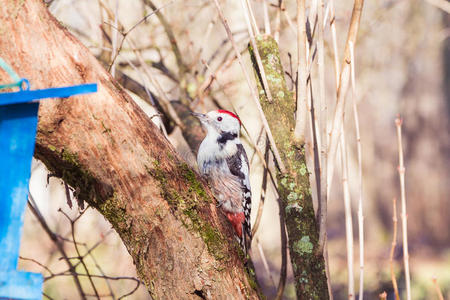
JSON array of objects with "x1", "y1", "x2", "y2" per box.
[
  {"x1": 249, "y1": 36, "x2": 329, "y2": 299},
  {"x1": 0, "y1": 1, "x2": 260, "y2": 299}
]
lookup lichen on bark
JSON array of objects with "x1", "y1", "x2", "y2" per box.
[{"x1": 249, "y1": 35, "x2": 329, "y2": 299}]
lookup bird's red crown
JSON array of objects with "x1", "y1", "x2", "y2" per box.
[{"x1": 217, "y1": 109, "x2": 241, "y2": 125}]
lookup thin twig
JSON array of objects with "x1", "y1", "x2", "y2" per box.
[
  {"x1": 255, "y1": 238, "x2": 276, "y2": 288},
  {"x1": 317, "y1": 5, "x2": 332, "y2": 292},
  {"x1": 43, "y1": 292, "x2": 55, "y2": 300},
  {"x1": 119, "y1": 56, "x2": 156, "y2": 106},
  {"x1": 240, "y1": 0, "x2": 274, "y2": 105},
  {"x1": 324, "y1": 6, "x2": 340, "y2": 256},
  {"x1": 325, "y1": 13, "x2": 341, "y2": 294},
  {"x1": 305, "y1": 8, "x2": 324, "y2": 249},
  {"x1": 196, "y1": 52, "x2": 244, "y2": 108},
  {"x1": 31, "y1": 228, "x2": 140, "y2": 299},
  {"x1": 198, "y1": 54, "x2": 238, "y2": 103},
  {"x1": 249, "y1": 126, "x2": 266, "y2": 164},
  {"x1": 308, "y1": 81, "x2": 322, "y2": 221},
  {"x1": 293, "y1": 0, "x2": 308, "y2": 144},
  {"x1": 142, "y1": 0, "x2": 187, "y2": 78},
  {"x1": 41, "y1": 259, "x2": 142, "y2": 299},
  {"x1": 201, "y1": 30, "x2": 248, "y2": 75},
  {"x1": 329, "y1": 0, "x2": 340, "y2": 89},
  {"x1": 282, "y1": 9, "x2": 296, "y2": 34},
  {"x1": 349, "y1": 41, "x2": 364, "y2": 300},
  {"x1": 118, "y1": 278, "x2": 141, "y2": 300},
  {"x1": 308, "y1": 0, "x2": 318, "y2": 39},
  {"x1": 118, "y1": 56, "x2": 178, "y2": 83},
  {"x1": 110, "y1": 0, "x2": 119, "y2": 76},
  {"x1": 323, "y1": 2, "x2": 330, "y2": 27},
  {"x1": 324, "y1": 239, "x2": 333, "y2": 300},
  {"x1": 340, "y1": 131, "x2": 355, "y2": 300},
  {"x1": 274, "y1": 0, "x2": 283, "y2": 42},
  {"x1": 70, "y1": 231, "x2": 113, "y2": 270},
  {"x1": 431, "y1": 277, "x2": 445, "y2": 300},
  {"x1": 45, "y1": 272, "x2": 141, "y2": 285},
  {"x1": 245, "y1": 0, "x2": 260, "y2": 35},
  {"x1": 27, "y1": 194, "x2": 87, "y2": 300},
  {"x1": 316, "y1": 0, "x2": 328, "y2": 256},
  {"x1": 105, "y1": 0, "x2": 175, "y2": 72},
  {"x1": 59, "y1": 209, "x2": 101, "y2": 300},
  {"x1": 395, "y1": 116, "x2": 411, "y2": 300},
  {"x1": 129, "y1": 39, "x2": 184, "y2": 129},
  {"x1": 19, "y1": 256, "x2": 54, "y2": 276},
  {"x1": 252, "y1": 139, "x2": 270, "y2": 236},
  {"x1": 115, "y1": 54, "x2": 169, "y2": 136},
  {"x1": 326, "y1": 0, "x2": 364, "y2": 203},
  {"x1": 390, "y1": 198, "x2": 400, "y2": 300},
  {"x1": 303, "y1": 0, "x2": 321, "y2": 204},
  {"x1": 262, "y1": 0, "x2": 271, "y2": 35},
  {"x1": 275, "y1": 205, "x2": 288, "y2": 300}
]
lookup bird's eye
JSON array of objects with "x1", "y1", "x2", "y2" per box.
[{"x1": 217, "y1": 116, "x2": 223, "y2": 121}]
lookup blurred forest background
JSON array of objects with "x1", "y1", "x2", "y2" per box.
[{"x1": 17, "y1": 0, "x2": 449, "y2": 299}]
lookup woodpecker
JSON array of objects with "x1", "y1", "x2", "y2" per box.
[{"x1": 193, "y1": 110, "x2": 252, "y2": 255}]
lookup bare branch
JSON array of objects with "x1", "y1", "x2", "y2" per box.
[
  {"x1": 389, "y1": 198, "x2": 400, "y2": 300},
  {"x1": 340, "y1": 131, "x2": 355, "y2": 300},
  {"x1": 327, "y1": 0, "x2": 364, "y2": 205},
  {"x1": 293, "y1": 0, "x2": 308, "y2": 144},
  {"x1": 142, "y1": 0, "x2": 187, "y2": 78},
  {"x1": 252, "y1": 139, "x2": 270, "y2": 237},
  {"x1": 27, "y1": 194, "x2": 87, "y2": 300},
  {"x1": 240, "y1": 0, "x2": 274, "y2": 105},
  {"x1": 349, "y1": 41, "x2": 365, "y2": 300},
  {"x1": 59, "y1": 208, "x2": 100, "y2": 299},
  {"x1": 316, "y1": 0, "x2": 328, "y2": 263},
  {"x1": 395, "y1": 116, "x2": 411, "y2": 300},
  {"x1": 431, "y1": 277, "x2": 445, "y2": 300},
  {"x1": 275, "y1": 202, "x2": 288, "y2": 300}
]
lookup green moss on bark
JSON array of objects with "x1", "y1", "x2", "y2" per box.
[
  {"x1": 146, "y1": 160, "x2": 227, "y2": 261},
  {"x1": 249, "y1": 35, "x2": 329, "y2": 299},
  {"x1": 34, "y1": 145, "x2": 113, "y2": 208}
]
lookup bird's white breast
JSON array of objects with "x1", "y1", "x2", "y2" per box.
[{"x1": 197, "y1": 131, "x2": 238, "y2": 174}]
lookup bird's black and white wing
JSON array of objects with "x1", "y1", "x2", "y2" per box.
[{"x1": 226, "y1": 143, "x2": 252, "y2": 251}]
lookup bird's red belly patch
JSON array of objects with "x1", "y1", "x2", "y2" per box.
[{"x1": 226, "y1": 212, "x2": 245, "y2": 237}]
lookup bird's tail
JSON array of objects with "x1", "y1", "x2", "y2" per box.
[
  {"x1": 226, "y1": 212, "x2": 252, "y2": 257},
  {"x1": 242, "y1": 215, "x2": 252, "y2": 257}
]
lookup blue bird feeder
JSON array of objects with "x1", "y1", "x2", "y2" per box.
[{"x1": 0, "y1": 57, "x2": 97, "y2": 299}]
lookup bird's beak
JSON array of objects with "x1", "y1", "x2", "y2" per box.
[{"x1": 191, "y1": 112, "x2": 207, "y2": 121}]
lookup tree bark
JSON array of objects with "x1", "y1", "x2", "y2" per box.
[
  {"x1": 0, "y1": 1, "x2": 260, "y2": 299},
  {"x1": 249, "y1": 36, "x2": 329, "y2": 299}
]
